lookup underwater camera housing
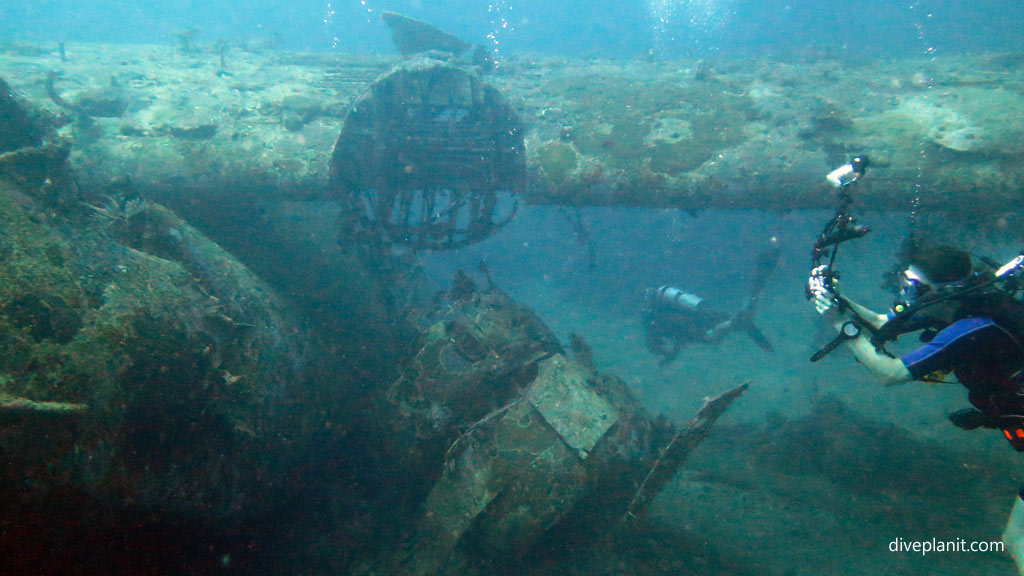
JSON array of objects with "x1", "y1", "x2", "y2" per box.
[{"x1": 826, "y1": 155, "x2": 870, "y2": 188}]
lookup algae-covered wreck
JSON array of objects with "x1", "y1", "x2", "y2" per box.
[
  {"x1": 0, "y1": 44, "x2": 751, "y2": 574},
  {"x1": 0, "y1": 77, "x2": 315, "y2": 518},
  {"x1": 3, "y1": 39, "x2": 1024, "y2": 217}
]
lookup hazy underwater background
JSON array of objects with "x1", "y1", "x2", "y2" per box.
[
  {"x1": 3, "y1": 1, "x2": 1024, "y2": 575},
  {"x1": 4, "y1": 0, "x2": 1024, "y2": 58}
]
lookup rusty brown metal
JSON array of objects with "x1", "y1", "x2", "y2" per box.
[{"x1": 331, "y1": 60, "x2": 526, "y2": 250}]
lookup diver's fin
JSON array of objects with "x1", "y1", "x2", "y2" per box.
[
  {"x1": 729, "y1": 292, "x2": 774, "y2": 352},
  {"x1": 1002, "y1": 488, "x2": 1024, "y2": 575},
  {"x1": 732, "y1": 243, "x2": 779, "y2": 351},
  {"x1": 730, "y1": 306, "x2": 774, "y2": 352},
  {"x1": 743, "y1": 322, "x2": 774, "y2": 352},
  {"x1": 748, "y1": 244, "x2": 781, "y2": 299}
]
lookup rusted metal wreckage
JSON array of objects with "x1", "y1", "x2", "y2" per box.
[
  {"x1": 358, "y1": 271, "x2": 748, "y2": 573},
  {"x1": 321, "y1": 17, "x2": 751, "y2": 565},
  {"x1": 0, "y1": 28, "x2": 751, "y2": 571},
  {"x1": 3, "y1": 42, "x2": 1022, "y2": 219},
  {"x1": 330, "y1": 60, "x2": 524, "y2": 251}
]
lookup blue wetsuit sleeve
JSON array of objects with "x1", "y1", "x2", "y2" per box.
[{"x1": 900, "y1": 317, "x2": 1000, "y2": 379}]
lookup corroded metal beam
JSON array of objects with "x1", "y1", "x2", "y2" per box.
[{"x1": 1, "y1": 43, "x2": 1022, "y2": 214}]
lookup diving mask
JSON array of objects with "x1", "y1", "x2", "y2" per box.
[
  {"x1": 898, "y1": 266, "x2": 930, "y2": 305},
  {"x1": 896, "y1": 264, "x2": 969, "y2": 309}
]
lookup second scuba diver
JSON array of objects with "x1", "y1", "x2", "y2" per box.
[{"x1": 643, "y1": 245, "x2": 779, "y2": 364}]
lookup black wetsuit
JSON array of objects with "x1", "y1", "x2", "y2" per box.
[
  {"x1": 643, "y1": 298, "x2": 730, "y2": 363},
  {"x1": 900, "y1": 296, "x2": 1024, "y2": 450}
]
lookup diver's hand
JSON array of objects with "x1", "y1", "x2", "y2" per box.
[
  {"x1": 807, "y1": 265, "x2": 840, "y2": 318},
  {"x1": 704, "y1": 318, "x2": 734, "y2": 341},
  {"x1": 807, "y1": 265, "x2": 830, "y2": 298}
]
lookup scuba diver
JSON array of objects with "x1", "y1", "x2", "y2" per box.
[
  {"x1": 809, "y1": 245, "x2": 1024, "y2": 451},
  {"x1": 643, "y1": 246, "x2": 779, "y2": 364},
  {"x1": 806, "y1": 156, "x2": 1024, "y2": 451}
]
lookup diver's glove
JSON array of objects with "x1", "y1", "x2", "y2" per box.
[
  {"x1": 807, "y1": 265, "x2": 841, "y2": 317},
  {"x1": 704, "y1": 318, "x2": 735, "y2": 341}
]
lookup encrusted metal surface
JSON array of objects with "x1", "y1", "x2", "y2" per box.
[
  {"x1": 527, "y1": 354, "x2": 617, "y2": 456},
  {"x1": 331, "y1": 60, "x2": 525, "y2": 250}
]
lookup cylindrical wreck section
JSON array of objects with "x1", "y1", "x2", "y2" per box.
[
  {"x1": 2, "y1": 45, "x2": 1022, "y2": 216},
  {"x1": 0, "y1": 81, "x2": 322, "y2": 520},
  {"x1": 513, "y1": 55, "x2": 1024, "y2": 215},
  {"x1": 330, "y1": 60, "x2": 526, "y2": 251}
]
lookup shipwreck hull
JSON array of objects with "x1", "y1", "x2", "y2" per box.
[{"x1": 0, "y1": 43, "x2": 1022, "y2": 216}]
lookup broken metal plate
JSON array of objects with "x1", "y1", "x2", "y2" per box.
[{"x1": 527, "y1": 355, "x2": 617, "y2": 456}]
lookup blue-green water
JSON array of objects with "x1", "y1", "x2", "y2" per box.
[
  {"x1": 2, "y1": 1, "x2": 1024, "y2": 575},
  {"x1": 4, "y1": 0, "x2": 1024, "y2": 57}
]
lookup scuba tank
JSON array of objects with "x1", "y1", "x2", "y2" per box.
[{"x1": 646, "y1": 285, "x2": 703, "y2": 312}]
